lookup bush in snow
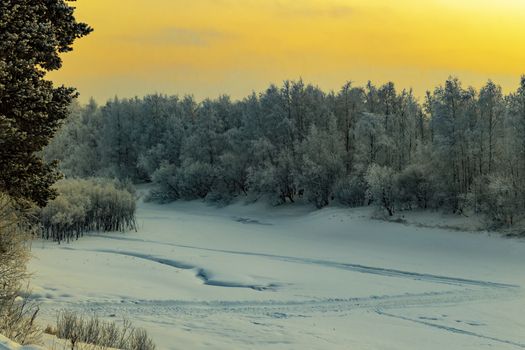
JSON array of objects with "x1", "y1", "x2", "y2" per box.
[
  {"x1": 396, "y1": 165, "x2": 436, "y2": 210},
  {"x1": 149, "y1": 160, "x2": 216, "y2": 202},
  {"x1": 248, "y1": 151, "x2": 298, "y2": 205},
  {"x1": 333, "y1": 175, "x2": 367, "y2": 207},
  {"x1": 39, "y1": 179, "x2": 136, "y2": 243},
  {"x1": 0, "y1": 193, "x2": 41, "y2": 345},
  {"x1": 149, "y1": 162, "x2": 179, "y2": 202},
  {"x1": 176, "y1": 160, "x2": 216, "y2": 199},
  {"x1": 151, "y1": 160, "x2": 215, "y2": 202},
  {"x1": 56, "y1": 310, "x2": 156, "y2": 350},
  {"x1": 478, "y1": 175, "x2": 521, "y2": 228},
  {"x1": 213, "y1": 151, "x2": 249, "y2": 199},
  {"x1": 365, "y1": 164, "x2": 398, "y2": 216}
]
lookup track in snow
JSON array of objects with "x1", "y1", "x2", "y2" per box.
[
  {"x1": 41, "y1": 288, "x2": 519, "y2": 319},
  {"x1": 376, "y1": 310, "x2": 525, "y2": 349},
  {"x1": 49, "y1": 234, "x2": 523, "y2": 349},
  {"x1": 85, "y1": 236, "x2": 519, "y2": 289}
]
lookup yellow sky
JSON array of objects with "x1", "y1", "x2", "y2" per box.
[{"x1": 49, "y1": 0, "x2": 525, "y2": 103}]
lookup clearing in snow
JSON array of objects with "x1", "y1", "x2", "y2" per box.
[{"x1": 29, "y1": 199, "x2": 525, "y2": 349}]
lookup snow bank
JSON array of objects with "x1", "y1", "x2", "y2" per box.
[
  {"x1": 0, "y1": 335, "x2": 44, "y2": 350},
  {"x1": 0, "y1": 334, "x2": 121, "y2": 350},
  {"x1": 0, "y1": 335, "x2": 19, "y2": 350}
]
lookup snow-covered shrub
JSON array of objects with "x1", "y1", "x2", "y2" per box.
[
  {"x1": 396, "y1": 165, "x2": 435, "y2": 210},
  {"x1": 40, "y1": 179, "x2": 136, "y2": 243},
  {"x1": 333, "y1": 175, "x2": 367, "y2": 207},
  {"x1": 205, "y1": 190, "x2": 235, "y2": 206},
  {"x1": 56, "y1": 310, "x2": 156, "y2": 350},
  {"x1": 137, "y1": 144, "x2": 170, "y2": 181},
  {"x1": 215, "y1": 151, "x2": 249, "y2": 198},
  {"x1": 150, "y1": 160, "x2": 216, "y2": 201},
  {"x1": 149, "y1": 162, "x2": 179, "y2": 202},
  {"x1": 365, "y1": 164, "x2": 398, "y2": 216},
  {"x1": 248, "y1": 151, "x2": 298, "y2": 205},
  {"x1": 479, "y1": 175, "x2": 521, "y2": 228},
  {"x1": 176, "y1": 160, "x2": 216, "y2": 199},
  {"x1": 247, "y1": 164, "x2": 275, "y2": 199},
  {"x1": 0, "y1": 193, "x2": 41, "y2": 345}
]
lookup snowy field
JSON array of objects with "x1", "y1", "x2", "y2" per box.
[{"x1": 28, "y1": 198, "x2": 525, "y2": 349}]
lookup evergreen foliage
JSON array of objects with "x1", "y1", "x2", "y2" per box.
[{"x1": 0, "y1": 0, "x2": 92, "y2": 206}]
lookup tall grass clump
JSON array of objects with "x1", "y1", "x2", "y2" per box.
[
  {"x1": 0, "y1": 193, "x2": 41, "y2": 344},
  {"x1": 40, "y1": 179, "x2": 136, "y2": 243},
  {"x1": 55, "y1": 310, "x2": 156, "y2": 350}
]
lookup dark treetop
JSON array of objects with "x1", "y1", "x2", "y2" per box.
[{"x1": 0, "y1": 0, "x2": 91, "y2": 206}]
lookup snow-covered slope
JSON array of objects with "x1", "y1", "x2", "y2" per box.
[
  {"x1": 0, "y1": 335, "x2": 44, "y2": 350},
  {"x1": 0, "y1": 335, "x2": 19, "y2": 350},
  {"x1": 28, "y1": 200, "x2": 525, "y2": 349}
]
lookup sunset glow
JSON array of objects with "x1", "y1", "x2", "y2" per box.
[{"x1": 49, "y1": 0, "x2": 525, "y2": 102}]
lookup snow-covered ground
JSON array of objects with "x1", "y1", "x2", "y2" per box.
[
  {"x1": 0, "y1": 335, "x2": 44, "y2": 350},
  {"x1": 28, "y1": 199, "x2": 525, "y2": 349}
]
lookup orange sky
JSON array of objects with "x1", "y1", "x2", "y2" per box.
[{"x1": 49, "y1": 0, "x2": 525, "y2": 103}]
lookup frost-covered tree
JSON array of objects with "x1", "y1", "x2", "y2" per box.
[
  {"x1": 44, "y1": 99, "x2": 103, "y2": 178},
  {"x1": 504, "y1": 77, "x2": 525, "y2": 188},
  {"x1": 138, "y1": 96, "x2": 193, "y2": 180},
  {"x1": 214, "y1": 127, "x2": 251, "y2": 199},
  {"x1": 248, "y1": 149, "x2": 298, "y2": 204},
  {"x1": 427, "y1": 78, "x2": 477, "y2": 211},
  {"x1": 396, "y1": 163, "x2": 435, "y2": 210},
  {"x1": 353, "y1": 112, "x2": 388, "y2": 171},
  {"x1": 299, "y1": 117, "x2": 345, "y2": 208},
  {"x1": 0, "y1": 2, "x2": 90, "y2": 344},
  {"x1": 334, "y1": 82, "x2": 365, "y2": 174},
  {"x1": 176, "y1": 160, "x2": 216, "y2": 199},
  {"x1": 365, "y1": 164, "x2": 397, "y2": 216},
  {"x1": 98, "y1": 98, "x2": 142, "y2": 179},
  {"x1": 44, "y1": 76, "x2": 525, "y2": 227},
  {"x1": 477, "y1": 81, "x2": 504, "y2": 175},
  {"x1": 479, "y1": 175, "x2": 520, "y2": 228}
]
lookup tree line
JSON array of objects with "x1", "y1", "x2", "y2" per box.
[{"x1": 45, "y1": 77, "x2": 525, "y2": 228}]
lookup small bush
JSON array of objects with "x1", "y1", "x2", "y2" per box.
[
  {"x1": 176, "y1": 160, "x2": 216, "y2": 199},
  {"x1": 396, "y1": 165, "x2": 435, "y2": 210},
  {"x1": 0, "y1": 193, "x2": 41, "y2": 345},
  {"x1": 149, "y1": 162, "x2": 179, "y2": 202},
  {"x1": 40, "y1": 179, "x2": 136, "y2": 243},
  {"x1": 56, "y1": 310, "x2": 156, "y2": 350},
  {"x1": 205, "y1": 190, "x2": 235, "y2": 206},
  {"x1": 365, "y1": 164, "x2": 397, "y2": 216},
  {"x1": 333, "y1": 175, "x2": 367, "y2": 207},
  {"x1": 149, "y1": 160, "x2": 217, "y2": 202},
  {"x1": 479, "y1": 174, "x2": 522, "y2": 228},
  {"x1": 44, "y1": 324, "x2": 58, "y2": 336}
]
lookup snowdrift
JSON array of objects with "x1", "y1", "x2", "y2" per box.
[{"x1": 0, "y1": 335, "x2": 44, "y2": 350}]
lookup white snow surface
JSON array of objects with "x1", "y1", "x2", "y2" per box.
[
  {"x1": 0, "y1": 335, "x2": 44, "y2": 350},
  {"x1": 29, "y1": 199, "x2": 525, "y2": 350}
]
